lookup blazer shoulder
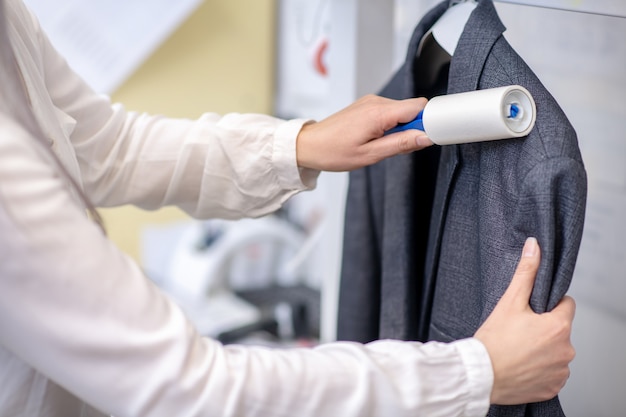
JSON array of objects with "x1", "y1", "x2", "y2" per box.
[{"x1": 483, "y1": 37, "x2": 583, "y2": 162}]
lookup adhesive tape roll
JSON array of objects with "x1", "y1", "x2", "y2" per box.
[{"x1": 422, "y1": 85, "x2": 536, "y2": 145}]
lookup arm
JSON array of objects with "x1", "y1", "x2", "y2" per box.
[
  {"x1": 43, "y1": 58, "x2": 317, "y2": 218},
  {"x1": 17, "y1": 0, "x2": 313, "y2": 219},
  {"x1": 24, "y1": 0, "x2": 430, "y2": 218},
  {"x1": 0, "y1": 115, "x2": 488, "y2": 417},
  {"x1": 0, "y1": 116, "x2": 576, "y2": 417}
]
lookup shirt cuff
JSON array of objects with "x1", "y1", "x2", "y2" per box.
[
  {"x1": 273, "y1": 118, "x2": 319, "y2": 191},
  {"x1": 453, "y1": 337, "x2": 494, "y2": 416}
]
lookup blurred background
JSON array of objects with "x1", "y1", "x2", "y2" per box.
[{"x1": 23, "y1": 1, "x2": 626, "y2": 415}]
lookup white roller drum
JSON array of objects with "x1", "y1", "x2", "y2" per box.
[{"x1": 422, "y1": 85, "x2": 536, "y2": 145}]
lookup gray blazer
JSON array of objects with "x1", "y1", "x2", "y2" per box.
[{"x1": 338, "y1": 1, "x2": 587, "y2": 416}]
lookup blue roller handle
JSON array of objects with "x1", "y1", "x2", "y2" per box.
[
  {"x1": 385, "y1": 111, "x2": 425, "y2": 135},
  {"x1": 385, "y1": 103, "x2": 520, "y2": 136}
]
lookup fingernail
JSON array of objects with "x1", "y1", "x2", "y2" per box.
[
  {"x1": 523, "y1": 237, "x2": 538, "y2": 257},
  {"x1": 416, "y1": 134, "x2": 432, "y2": 148}
]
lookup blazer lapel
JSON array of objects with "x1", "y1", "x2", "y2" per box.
[
  {"x1": 377, "y1": 1, "x2": 447, "y2": 340},
  {"x1": 448, "y1": 0, "x2": 506, "y2": 94},
  {"x1": 420, "y1": 0, "x2": 506, "y2": 338}
]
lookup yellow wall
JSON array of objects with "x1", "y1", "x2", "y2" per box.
[{"x1": 100, "y1": 0, "x2": 276, "y2": 263}]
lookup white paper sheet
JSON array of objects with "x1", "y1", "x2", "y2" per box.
[{"x1": 23, "y1": 0, "x2": 203, "y2": 94}]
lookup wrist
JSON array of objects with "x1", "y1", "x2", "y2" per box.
[
  {"x1": 455, "y1": 338, "x2": 494, "y2": 415},
  {"x1": 274, "y1": 118, "x2": 317, "y2": 189},
  {"x1": 295, "y1": 121, "x2": 318, "y2": 170}
]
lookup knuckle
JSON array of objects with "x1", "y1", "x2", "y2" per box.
[
  {"x1": 549, "y1": 377, "x2": 566, "y2": 399},
  {"x1": 396, "y1": 135, "x2": 413, "y2": 153},
  {"x1": 415, "y1": 96, "x2": 428, "y2": 108},
  {"x1": 366, "y1": 104, "x2": 384, "y2": 125},
  {"x1": 539, "y1": 390, "x2": 554, "y2": 402},
  {"x1": 567, "y1": 345, "x2": 576, "y2": 362},
  {"x1": 540, "y1": 368, "x2": 571, "y2": 401},
  {"x1": 362, "y1": 147, "x2": 382, "y2": 166},
  {"x1": 512, "y1": 265, "x2": 536, "y2": 283},
  {"x1": 547, "y1": 314, "x2": 570, "y2": 337},
  {"x1": 362, "y1": 94, "x2": 380, "y2": 106},
  {"x1": 550, "y1": 385, "x2": 561, "y2": 399},
  {"x1": 516, "y1": 258, "x2": 537, "y2": 274},
  {"x1": 565, "y1": 295, "x2": 576, "y2": 310},
  {"x1": 557, "y1": 316, "x2": 572, "y2": 337}
]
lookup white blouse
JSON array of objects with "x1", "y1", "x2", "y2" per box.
[{"x1": 0, "y1": 0, "x2": 493, "y2": 416}]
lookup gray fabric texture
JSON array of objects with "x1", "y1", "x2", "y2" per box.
[{"x1": 337, "y1": 1, "x2": 587, "y2": 416}]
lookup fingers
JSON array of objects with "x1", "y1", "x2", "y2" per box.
[
  {"x1": 389, "y1": 97, "x2": 429, "y2": 126},
  {"x1": 364, "y1": 130, "x2": 433, "y2": 162},
  {"x1": 338, "y1": 95, "x2": 432, "y2": 166},
  {"x1": 501, "y1": 237, "x2": 541, "y2": 309},
  {"x1": 368, "y1": 96, "x2": 431, "y2": 159},
  {"x1": 551, "y1": 295, "x2": 576, "y2": 322},
  {"x1": 546, "y1": 295, "x2": 577, "y2": 367},
  {"x1": 363, "y1": 95, "x2": 427, "y2": 132}
]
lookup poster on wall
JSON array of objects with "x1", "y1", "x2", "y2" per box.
[{"x1": 23, "y1": 0, "x2": 203, "y2": 94}]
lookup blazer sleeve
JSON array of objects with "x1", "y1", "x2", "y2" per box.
[{"x1": 516, "y1": 156, "x2": 587, "y2": 313}]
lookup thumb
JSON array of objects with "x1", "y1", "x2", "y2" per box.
[{"x1": 501, "y1": 237, "x2": 541, "y2": 309}]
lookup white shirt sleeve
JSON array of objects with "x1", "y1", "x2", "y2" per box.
[
  {"x1": 24, "y1": 0, "x2": 318, "y2": 219},
  {"x1": 0, "y1": 115, "x2": 493, "y2": 417}
]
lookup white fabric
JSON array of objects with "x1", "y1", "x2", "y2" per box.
[{"x1": 0, "y1": 0, "x2": 494, "y2": 416}]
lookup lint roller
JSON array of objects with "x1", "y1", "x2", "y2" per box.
[{"x1": 386, "y1": 85, "x2": 536, "y2": 145}]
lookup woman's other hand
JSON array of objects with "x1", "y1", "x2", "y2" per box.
[{"x1": 474, "y1": 237, "x2": 576, "y2": 405}]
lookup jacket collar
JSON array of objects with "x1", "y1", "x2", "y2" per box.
[
  {"x1": 398, "y1": 1, "x2": 506, "y2": 96},
  {"x1": 448, "y1": 0, "x2": 506, "y2": 93},
  {"x1": 400, "y1": 1, "x2": 449, "y2": 97}
]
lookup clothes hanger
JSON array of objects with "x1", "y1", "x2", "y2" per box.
[
  {"x1": 414, "y1": 0, "x2": 477, "y2": 90},
  {"x1": 432, "y1": 0, "x2": 478, "y2": 56}
]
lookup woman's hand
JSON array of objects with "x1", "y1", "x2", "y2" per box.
[
  {"x1": 474, "y1": 237, "x2": 576, "y2": 405},
  {"x1": 296, "y1": 95, "x2": 433, "y2": 172}
]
